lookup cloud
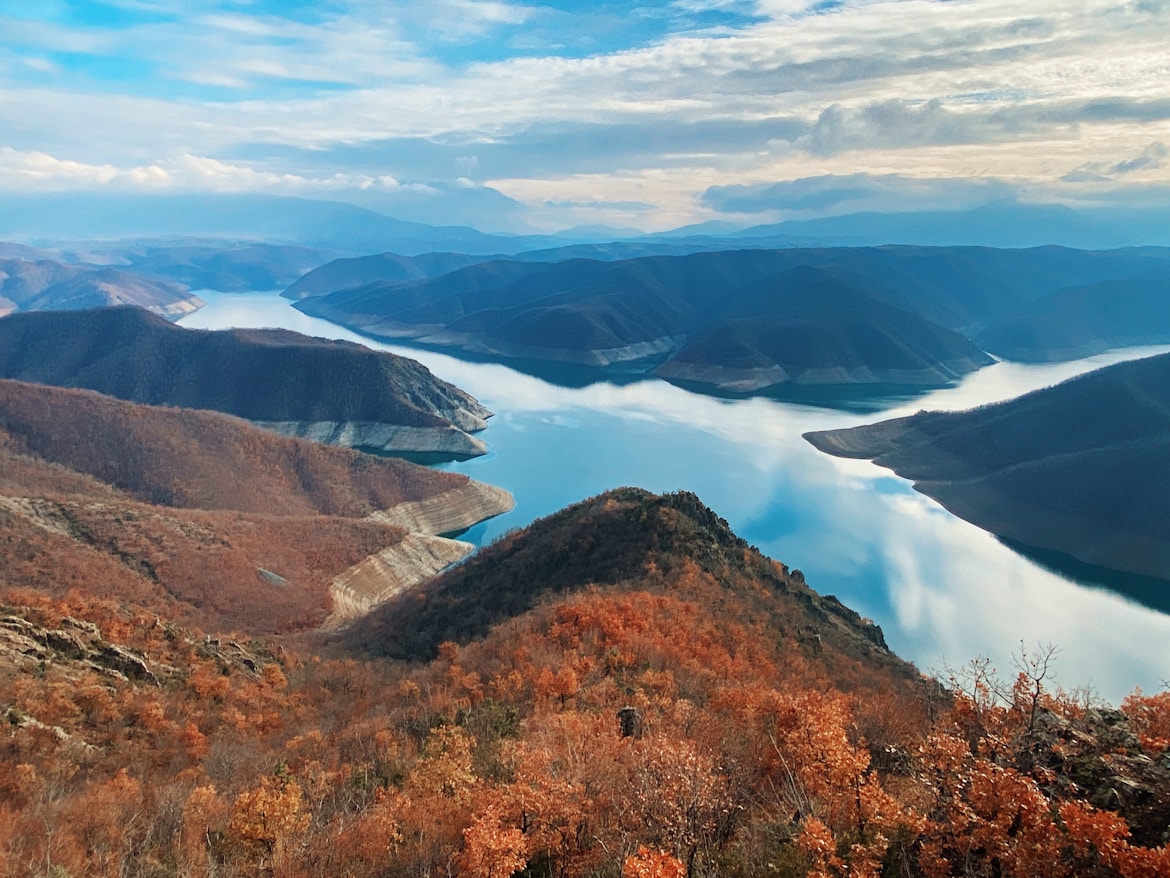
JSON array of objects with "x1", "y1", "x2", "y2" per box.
[
  {"x1": 701, "y1": 173, "x2": 1017, "y2": 215},
  {"x1": 1, "y1": 0, "x2": 1169, "y2": 230},
  {"x1": 0, "y1": 147, "x2": 427, "y2": 195},
  {"x1": 795, "y1": 98, "x2": 1170, "y2": 156},
  {"x1": 1062, "y1": 141, "x2": 1169, "y2": 183},
  {"x1": 543, "y1": 199, "x2": 656, "y2": 212},
  {"x1": 1111, "y1": 141, "x2": 1167, "y2": 174}
]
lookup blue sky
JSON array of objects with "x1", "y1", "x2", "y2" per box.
[{"x1": 0, "y1": 0, "x2": 1167, "y2": 231}]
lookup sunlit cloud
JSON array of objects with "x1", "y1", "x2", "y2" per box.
[{"x1": 0, "y1": 0, "x2": 1167, "y2": 227}]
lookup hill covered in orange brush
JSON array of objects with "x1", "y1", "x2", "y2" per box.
[
  {"x1": 2, "y1": 487, "x2": 1168, "y2": 878},
  {"x1": 0, "y1": 305, "x2": 492, "y2": 457},
  {"x1": 0, "y1": 379, "x2": 511, "y2": 633}
]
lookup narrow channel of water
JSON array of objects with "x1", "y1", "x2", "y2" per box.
[{"x1": 182, "y1": 292, "x2": 1170, "y2": 703}]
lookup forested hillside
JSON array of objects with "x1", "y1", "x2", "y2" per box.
[
  {"x1": 2, "y1": 487, "x2": 1168, "y2": 877},
  {"x1": 0, "y1": 306, "x2": 492, "y2": 456},
  {"x1": 0, "y1": 380, "x2": 510, "y2": 633},
  {"x1": 291, "y1": 245, "x2": 1170, "y2": 393}
]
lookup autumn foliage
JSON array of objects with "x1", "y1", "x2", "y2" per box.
[{"x1": 1, "y1": 490, "x2": 1168, "y2": 877}]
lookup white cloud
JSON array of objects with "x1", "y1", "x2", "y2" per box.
[
  {"x1": 0, "y1": 147, "x2": 441, "y2": 196},
  {"x1": 0, "y1": 0, "x2": 1168, "y2": 227}
]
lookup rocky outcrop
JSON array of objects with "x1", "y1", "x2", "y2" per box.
[
  {"x1": 324, "y1": 533, "x2": 475, "y2": 629},
  {"x1": 368, "y1": 482, "x2": 515, "y2": 536},
  {"x1": 252, "y1": 420, "x2": 488, "y2": 458},
  {"x1": 0, "y1": 614, "x2": 159, "y2": 684},
  {"x1": 1016, "y1": 707, "x2": 1170, "y2": 848}
]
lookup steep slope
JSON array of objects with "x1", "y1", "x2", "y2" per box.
[
  {"x1": 0, "y1": 380, "x2": 512, "y2": 633},
  {"x1": 805, "y1": 353, "x2": 1170, "y2": 595},
  {"x1": 343, "y1": 487, "x2": 906, "y2": 678},
  {"x1": 4, "y1": 487, "x2": 1170, "y2": 876},
  {"x1": 977, "y1": 276, "x2": 1170, "y2": 361},
  {"x1": 656, "y1": 266, "x2": 993, "y2": 391},
  {"x1": 0, "y1": 306, "x2": 492, "y2": 457},
  {"x1": 0, "y1": 257, "x2": 202, "y2": 318}
]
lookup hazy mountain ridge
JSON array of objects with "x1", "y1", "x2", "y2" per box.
[
  {"x1": 977, "y1": 276, "x2": 1170, "y2": 361},
  {"x1": 89, "y1": 242, "x2": 345, "y2": 293},
  {"x1": 283, "y1": 251, "x2": 494, "y2": 300},
  {"x1": 804, "y1": 352, "x2": 1170, "y2": 599},
  {"x1": 0, "y1": 306, "x2": 493, "y2": 457},
  {"x1": 0, "y1": 193, "x2": 567, "y2": 255},
  {"x1": 291, "y1": 245, "x2": 1170, "y2": 392},
  {"x1": 0, "y1": 256, "x2": 202, "y2": 318}
]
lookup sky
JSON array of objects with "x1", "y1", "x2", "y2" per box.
[{"x1": 0, "y1": 0, "x2": 1168, "y2": 232}]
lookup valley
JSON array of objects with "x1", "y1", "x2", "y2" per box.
[
  {"x1": 8, "y1": 3, "x2": 1170, "y2": 873},
  {"x1": 182, "y1": 291, "x2": 1170, "y2": 702}
]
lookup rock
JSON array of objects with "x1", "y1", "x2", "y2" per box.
[
  {"x1": 251, "y1": 420, "x2": 488, "y2": 458},
  {"x1": 95, "y1": 645, "x2": 159, "y2": 685},
  {"x1": 368, "y1": 482, "x2": 514, "y2": 536},
  {"x1": 1018, "y1": 707, "x2": 1170, "y2": 847},
  {"x1": 324, "y1": 533, "x2": 476, "y2": 629}
]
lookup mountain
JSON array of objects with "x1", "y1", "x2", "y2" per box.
[
  {"x1": 654, "y1": 266, "x2": 993, "y2": 391},
  {"x1": 976, "y1": 276, "x2": 1170, "y2": 361},
  {"x1": 0, "y1": 256, "x2": 202, "y2": 318},
  {"x1": 0, "y1": 306, "x2": 492, "y2": 458},
  {"x1": 293, "y1": 246, "x2": 1170, "y2": 393},
  {"x1": 81, "y1": 242, "x2": 344, "y2": 292},
  {"x1": 342, "y1": 487, "x2": 908, "y2": 674},
  {"x1": 732, "y1": 201, "x2": 1137, "y2": 249},
  {"x1": 4, "y1": 482, "x2": 1170, "y2": 875},
  {"x1": 0, "y1": 379, "x2": 512, "y2": 633},
  {"x1": 282, "y1": 251, "x2": 492, "y2": 300},
  {"x1": 805, "y1": 352, "x2": 1170, "y2": 602},
  {"x1": 0, "y1": 192, "x2": 566, "y2": 255}
]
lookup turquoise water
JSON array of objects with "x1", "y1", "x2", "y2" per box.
[{"x1": 182, "y1": 292, "x2": 1170, "y2": 703}]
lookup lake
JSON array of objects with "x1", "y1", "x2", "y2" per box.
[{"x1": 181, "y1": 292, "x2": 1170, "y2": 703}]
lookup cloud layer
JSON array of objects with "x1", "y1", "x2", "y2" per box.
[{"x1": 0, "y1": 0, "x2": 1168, "y2": 229}]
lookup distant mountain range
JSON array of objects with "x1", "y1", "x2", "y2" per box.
[
  {"x1": 0, "y1": 193, "x2": 568, "y2": 256},
  {"x1": 5, "y1": 192, "x2": 1170, "y2": 253},
  {"x1": 0, "y1": 256, "x2": 202, "y2": 318},
  {"x1": 3, "y1": 191, "x2": 1169, "y2": 399},
  {"x1": 805, "y1": 352, "x2": 1170, "y2": 605},
  {"x1": 0, "y1": 307, "x2": 493, "y2": 458},
  {"x1": 290, "y1": 245, "x2": 1170, "y2": 393}
]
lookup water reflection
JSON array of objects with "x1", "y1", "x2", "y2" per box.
[{"x1": 181, "y1": 293, "x2": 1170, "y2": 702}]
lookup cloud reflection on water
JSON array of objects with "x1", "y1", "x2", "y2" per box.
[{"x1": 181, "y1": 294, "x2": 1170, "y2": 702}]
